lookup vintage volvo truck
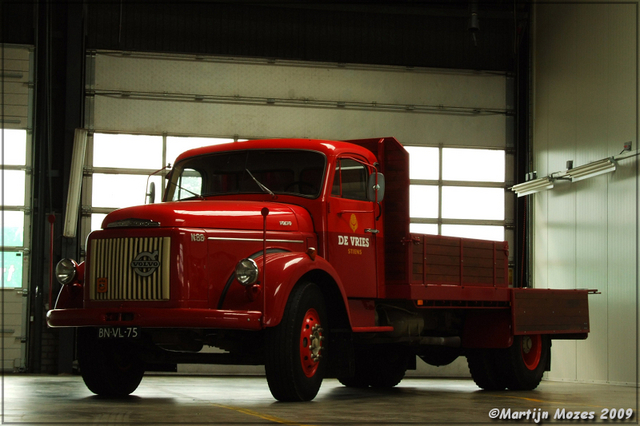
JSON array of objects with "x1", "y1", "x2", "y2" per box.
[{"x1": 47, "y1": 137, "x2": 592, "y2": 401}]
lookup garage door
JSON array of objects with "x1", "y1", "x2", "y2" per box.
[{"x1": 82, "y1": 49, "x2": 513, "y2": 244}]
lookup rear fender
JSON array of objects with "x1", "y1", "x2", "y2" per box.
[{"x1": 261, "y1": 252, "x2": 349, "y2": 328}]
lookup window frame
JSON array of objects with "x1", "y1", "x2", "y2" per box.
[
  {"x1": 331, "y1": 156, "x2": 371, "y2": 202},
  {"x1": 1, "y1": 128, "x2": 33, "y2": 290},
  {"x1": 407, "y1": 144, "x2": 510, "y2": 241},
  {"x1": 80, "y1": 133, "x2": 244, "y2": 255}
]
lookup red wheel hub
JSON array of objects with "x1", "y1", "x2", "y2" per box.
[
  {"x1": 299, "y1": 308, "x2": 324, "y2": 378},
  {"x1": 521, "y1": 335, "x2": 542, "y2": 370}
]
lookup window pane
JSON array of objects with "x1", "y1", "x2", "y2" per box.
[
  {"x1": 93, "y1": 134, "x2": 162, "y2": 169},
  {"x1": 2, "y1": 211, "x2": 24, "y2": 247},
  {"x1": 405, "y1": 146, "x2": 439, "y2": 180},
  {"x1": 442, "y1": 224, "x2": 504, "y2": 241},
  {"x1": 92, "y1": 174, "x2": 163, "y2": 209},
  {"x1": 409, "y1": 223, "x2": 438, "y2": 235},
  {"x1": 2, "y1": 251, "x2": 23, "y2": 288},
  {"x1": 442, "y1": 187, "x2": 504, "y2": 220},
  {"x1": 409, "y1": 185, "x2": 438, "y2": 218},
  {"x1": 166, "y1": 137, "x2": 234, "y2": 167},
  {"x1": 1, "y1": 129, "x2": 27, "y2": 166},
  {"x1": 332, "y1": 159, "x2": 368, "y2": 200},
  {"x1": 0, "y1": 170, "x2": 25, "y2": 206},
  {"x1": 91, "y1": 214, "x2": 107, "y2": 231},
  {"x1": 442, "y1": 148, "x2": 505, "y2": 182},
  {"x1": 171, "y1": 168, "x2": 203, "y2": 201}
]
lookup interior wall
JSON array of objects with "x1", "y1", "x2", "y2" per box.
[{"x1": 532, "y1": 3, "x2": 637, "y2": 385}]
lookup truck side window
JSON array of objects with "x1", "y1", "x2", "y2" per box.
[
  {"x1": 172, "y1": 168, "x2": 203, "y2": 201},
  {"x1": 332, "y1": 158, "x2": 368, "y2": 201}
]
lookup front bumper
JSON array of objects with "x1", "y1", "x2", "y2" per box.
[{"x1": 46, "y1": 307, "x2": 264, "y2": 330}]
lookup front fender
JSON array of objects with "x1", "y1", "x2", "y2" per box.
[
  {"x1": 261, "y1": 252, "x2": 349, "y2": 328},
  {"x1": 52, "y1": 261, "x2": 85, "y2": 310}
]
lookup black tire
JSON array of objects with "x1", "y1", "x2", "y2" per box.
[
  {"x1": 502, "y1": 335, "x2": 550, "y2": 391},
  {"x1": 265, "y1": 282, "x2": 328, "y2": 401},
  {"x1": 77, "y1": 328, "x2": 145, "y2": 397},
  {"x1": 338, "y1": 345, "x2": 408, "y2": 389},
  {"x1": 337, "y1": 343, "x2": 368, "y2": 388},
  {"x1": 368, "y1": 347, "x2": 409, "y2": 388},
  {"x1": 466, "y1": 348, "x2": 508, "y2": 391}
]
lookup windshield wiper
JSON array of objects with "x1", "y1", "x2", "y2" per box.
[
  {"x1": 246, "y1": 169, "x2": 276, "y2": 199},
  {"x1": 169, "y1": 181, "x2": 204, "y2": 201}
]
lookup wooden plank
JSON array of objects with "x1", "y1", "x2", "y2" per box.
[
  {"x1": 463, "y1": 266, "x2": 495, "y2": 278},
  {"x1": 425, "y1": 274, "x2": 460, "y2": 283},
  {"x1": 425, "y1": 255, "x2": 460, "y2": 266},
  {"x1": 424, "y1": 245, "x2": 459, "y2": 257},
  {"x1": 424, "y1": 235, "x2": 460, "y2": 246},
  {"x1": 462, "y1": 257, "x2": 495, "y2": 268},
  {"x1": 462, "y1": 248, "x2": 495, "y2": 259},
  {"x1": 426, "y1": 264, "x2": 460, "y2": 276},
  {"x1": 512, "y1": 289, "x2": 590, "y2": 334}
]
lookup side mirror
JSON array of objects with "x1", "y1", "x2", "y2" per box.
[
  {"x1": 367, "y1": 172, "x2": 385, "y2": 202},
  {"x1": 146, "y1": 182, "x2": 156, "y2": 204}
]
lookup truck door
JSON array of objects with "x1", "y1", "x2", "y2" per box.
[{"x1": 327, "y1": 156, "x2": 378, "y2": 298}]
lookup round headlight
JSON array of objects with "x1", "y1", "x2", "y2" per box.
[
  {"x1": 55, "y1": 258, "x2": 78, "y2": 285},
  {"x1": 235, "y1": 258, "x2": 259, "y2": 286}
]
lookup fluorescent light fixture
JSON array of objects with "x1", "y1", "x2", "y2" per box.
[
  {"x1": 567, "y1": 158, "x2": 616, "y2": 182},
  {"x1": 510, "y1": 177, "x2": 554, "y2": 197},
  {"x1": 63, "y1": 129, "x2": 88, "y2": 238}
]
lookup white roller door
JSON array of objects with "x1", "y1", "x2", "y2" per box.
[
  {"x1": 86, "y1": 51, "x2": 508, "y2": 147},
  {"x1": 83, "y1": 49, "x2": 513, "y2": 240}
]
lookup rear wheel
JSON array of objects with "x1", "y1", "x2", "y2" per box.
[
  {"x1": 467, "y1": 348, "x2": 508, "y2": 391},
  {"x1": 338, "y1": 345, "x2": 409, "y2": 388},
  {"x1": 77, "y1": 328, "x2": 145, "y2": 397},
  {"x1": 368, "y1": 347, "x2": 409, "y2": 388},
  {"x1": 467, "y1": 335, "x2": 550, "y2": 391},
  {"x1": 503, "y1": 335, "x2": 550, "y2": 390},
  {"x1": 265, "y1": 282, "x2": 328, "y2": 401}
]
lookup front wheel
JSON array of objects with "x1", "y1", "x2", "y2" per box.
[
  {"x1": 265, "y1": 281, "x2": 328, "y2": 401},
  {"x1": 77, "y1": 328, "x2": 145, "y2": 397}
]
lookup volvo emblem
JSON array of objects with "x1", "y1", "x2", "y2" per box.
[{"x1": 131, "y1": 250, "x2": 160, "y2": 277}]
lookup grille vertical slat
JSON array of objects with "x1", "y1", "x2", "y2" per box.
[
  {"x1": 151, "y1": 238, "x2": 157, "y2": 299},
  {"x1": 127, "y1": 238, "x2": 133, "y2": 300},
  {"x1": 90, "y1": 237, "x2": 171, "y2": 301}
]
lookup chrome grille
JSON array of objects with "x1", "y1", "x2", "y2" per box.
[{"x1": 89, "y1": 237, "x2": 171, "y2": 301}]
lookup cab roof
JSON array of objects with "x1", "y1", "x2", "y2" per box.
[{"x1": 173, "y1": 138, "x2": 378, "y2": 166}]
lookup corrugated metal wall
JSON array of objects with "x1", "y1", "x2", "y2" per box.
[{"x1": 532, "y1": 3, "x2": 637, "y2": 385}]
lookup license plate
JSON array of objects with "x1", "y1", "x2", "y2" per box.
[{"x1": 97, "y1": 326, "x2": 140, "y2": 339}]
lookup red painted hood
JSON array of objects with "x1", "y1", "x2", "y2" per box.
[{"x1": 102, "y1": 200, "x2": 315, "y2": 232}]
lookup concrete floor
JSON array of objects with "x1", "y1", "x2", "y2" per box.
[{"x1": 2, "y1": 374, "x2": 637, "y2": 425}]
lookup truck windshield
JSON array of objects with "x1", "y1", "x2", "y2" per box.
[{"x1": 166, "y1": 149, "x2": 326, "y2": 201}]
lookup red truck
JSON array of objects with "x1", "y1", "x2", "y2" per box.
[{"x1": 47, "y1": 137, "x2": 592, "y2": 401}]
